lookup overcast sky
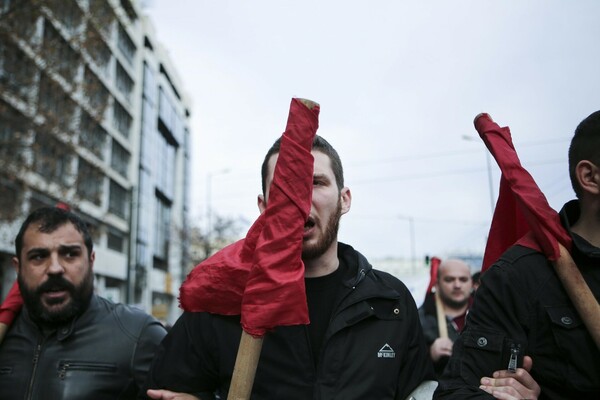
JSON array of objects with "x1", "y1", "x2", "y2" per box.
[{"x1": 143, "y1": 0, "x2": 600, "y2": 266}]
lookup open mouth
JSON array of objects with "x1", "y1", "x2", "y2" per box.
[
  {"x1": 304, "y1": 217, "x2": 316, "y2": 231},
  {"x1": 43, "y1": 287, "x2": 68, "y2": 299}
]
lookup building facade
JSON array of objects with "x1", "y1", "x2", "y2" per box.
[{"x1": 0, "y1": 0, "x2": 191, "y2": 325}]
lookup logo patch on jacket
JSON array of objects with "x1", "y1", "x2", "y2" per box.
[{"x1": 377, "y1": 343, "x2": 395, "y2": 358}]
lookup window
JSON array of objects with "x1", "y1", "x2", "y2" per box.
[
  {"x1": 107, "y1": 229, "x2": 126, "y2": 253},
  {"x1": 0, "y1": 101, "x2": 28, "y2": 166},
  {"x1": 83, "y1": 68, "x2": 109, "y2": 116},
  {"x1": 2, "y1": 1, "x2": 39, "y2": 41},
  {"x1": 143, "y1": 62, "x2": 156, "y2": 103},
  {"x1": 0, "y1": 179, "x2": 22, "y2": 220},
  {"x1": 154, "y1": 196, "x2": 171, "y2": 260},
  {"x1": 108, "y1": 179, "x2": 128, "y2": 218},
  {"x1": 42, "y1": 19, "x2": 80, "y2": 81},
  {"x1": 33, "y1": 132, "x2": 71, "y2": 185},
  {"x1": 110, "y1": 139, "x2": 130, "y2": 177},
  {"x1": 112, "y1": 100, "x2": 132, "y2": 138},
  {"x1": 45, "y1": 0, "x2": 83, "y2": 32},
  {"x1": 38, "y1": 73, "x2": 76, "y2": 133},
  {"x1": 117, "y1": 23, "x2": 136, "y2": 65},
  {"x1": 155, "y1": 135, "x2": 175, "y2": 200},
  {"x1": 158, "y1": 87, "x2": 175, "y2": 134},
  {"x1": 0, "y1": 39, "x2": 36, "y2": 99},
  {"x1": 77, "y1": 157, "x2": 103, "y2": 205},
  {"x1": 79, "y1": 112, "x2": 107, "y2": 159},
  {"x1": 88, "y1": 0, "x2": 114, "y2": 38},
  {"x1": 115, "y1": 61, "x2": 133, "y2": 103},
  {"x1": 85, "y1": 26, "x2": 111, "y2": 75}
]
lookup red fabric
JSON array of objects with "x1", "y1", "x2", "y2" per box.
[
  {"x1": 426, "y1": 256, "x2": 441, "y2": 294},
  {"x1": 180, "y1": 98, "x2": 318, "y2": 336},
  {"x1": 56, "y1": 202, "x2": 71, "y2": 211},
  {"x1": 475, "y1": 114, "x2": 572, "y2": 272},
  {"x1": 0, "y1": 281, "x2": 22, "y2": 325}
]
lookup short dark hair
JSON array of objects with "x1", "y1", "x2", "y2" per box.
[
  {"x1": 569, "y1": 110, "x2": 600, "y2": 198},
  {"x1": 15, "y1": 207, "x2": 94, "y2": 261},
  {"x1": 261, "y1": 135, "x2": 345, "y2": 196}
]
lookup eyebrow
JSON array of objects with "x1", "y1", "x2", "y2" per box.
[
  {"x1": 25, "y1": 244, "x2": 82, "y2": 256},
  {"x1": 313, "y1": 173, "x2": 331, "y2": 181}
]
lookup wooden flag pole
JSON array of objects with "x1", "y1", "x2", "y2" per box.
[
  {"x1": 227, "y1": 98, "x2": 318, "y2": 399},
  {"x1": 553, "y1": 243, "x2": 600, "y2": 350},
  {"x1": 227, "y1": 331, "x2": 264, "y2": 400},
  {"x1": 434, "y1": 290, "x2": 448, "y2": 339},
  {"x1": 0, "y1": 323, "x2": 7, "y2": 342}
]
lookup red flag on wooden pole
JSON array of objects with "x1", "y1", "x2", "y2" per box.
[
  {"x1": 475, "y1": 113, "x2": 600, "y2": 349},
  {"x1": 180, "y1": 98, "x2": 318, "y2": 336},
  {"x1": 475, "y1": 113, "x2": 571, "y2": 271}
]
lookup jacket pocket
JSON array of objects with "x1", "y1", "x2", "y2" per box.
[
  {"x1": 459, "y1": 328, "x2": 524, "y2": 382},
  {"x1": 57, "y1": 360, "x2": 117, "y2": 380},
  {"x1": 545, "y1": 306, "x2": 600, "y2": 391},
  {"x1": 0, "y1": 366, "x2": 12, "y2": 375}
]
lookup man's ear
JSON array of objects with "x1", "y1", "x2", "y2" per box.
[
  {"x1": 340, "y1": 187, "x2": 352, "y2": 215},
  {"x1": 576, "y1": 160, "x2": 600, "y2": 196},
  {"x1": 257, "y1": 194, "x2": 267, "y2": 214},
  {"x1": 11, "y1": 256, "x2": 19, "y2": 273},
  {"x1": 89, "y1": 250, "x2": 95, "y2": 270}
]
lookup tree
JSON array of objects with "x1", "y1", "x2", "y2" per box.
[
  {"x1": 0, "y1": 0, "x2": 124, "y2": 221},
  {"x1": 187, "y1": 213, "x2": 248, "y2": 272}
]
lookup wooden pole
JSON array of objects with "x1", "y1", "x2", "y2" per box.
[
  {"x1": 227, "y1": 331, "x2": 264, "y2": 400},
  {"x1": 553, "y1": 243, "x2": 600, "y2": 350},
  {"x1": 0, "y1": 323, "x2": 7, "y2": 343},
  {"x1": 434, "y1": 290, "x2": 448, "y2": 339}
]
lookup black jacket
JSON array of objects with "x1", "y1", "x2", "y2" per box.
[
  {"x1": 434, "y1": 201, "x2": 600, "y2": 399},
  {"x1": 0, "y1": 295, "x2": 167, "y2": 399},
  {"x1": 143, "y1": 243, "x2": 433, "y2": 399},
  {"x1": 418, "y1": 293, "x2": 466, "y2": 377}
]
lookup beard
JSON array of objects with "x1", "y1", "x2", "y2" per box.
[
  {"x1": 302, "y1": 199, "x2": 342, "y2": 260},
  {"x1": 18, "y1": 268, "x2": 94, "y2": 328}
]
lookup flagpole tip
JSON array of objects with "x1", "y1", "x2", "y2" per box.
[
  {"x1": 296, "y1": 98, "x2": 319, "y2": 110},
  {"x1": 474, "y1": 113, "x2": 492, "y2": 126}
]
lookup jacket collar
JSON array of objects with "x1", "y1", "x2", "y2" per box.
[
  {"x1": 560, "y1": 200, "x2": 600, "y2": 259},
  {"x1": 23, "y1": 294, "x2": 99, "y2": 341}
]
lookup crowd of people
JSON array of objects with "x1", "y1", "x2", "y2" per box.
[{"x1": 0, "y1": 105, "x2": 599, "y2": 399}]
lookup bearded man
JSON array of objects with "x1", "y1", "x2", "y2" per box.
[
  {"x1": 418, "y1": 259, "x2": 473, "y2": 377},
  {"x1": 0, "y1": 207, "x2": 166, "y2": 399},
  {"x1": 142, "y1": 135, "x2": 433, "y2": 400}
]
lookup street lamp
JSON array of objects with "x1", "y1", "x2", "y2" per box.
[
  {"x1": 398, "y1": 215, "x2": 416, "y2": 273},
  {"x1": 206, "y1": 168, "x2": 231, "y2": 254},
  {"x1": 462, "y1": 135, "x2": 495, "y2": 216}
]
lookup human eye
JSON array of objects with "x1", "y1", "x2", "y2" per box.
[
  {"x1": 28, "y1": 250, "x2": 47, "y2": 262},
  {"x1": 62, "y1": 247, "x2": 82, "y2": 259}
]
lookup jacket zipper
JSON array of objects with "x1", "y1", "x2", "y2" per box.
[
  {"x1": 58, "y1": 361, "x2": 117, "y2": 379},
  {"x1": 25, "y1": 339, "x2": 43, "y2": 400}
]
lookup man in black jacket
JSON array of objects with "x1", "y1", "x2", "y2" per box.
[
  {"x1": 143, "y1": 135, "x2": 434, "y2": 400},
  {"x1": 434, "y1": 111, "x2": 600, "y2": 399},
  {"x1": 0, "y1": 207, "x2": 167, "y2": 399},
  {"x1": 418, "y1": 258, "x2": 472, "y2": 377}
]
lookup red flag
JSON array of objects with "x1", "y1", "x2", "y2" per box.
[
  {"x1": 475, "y1": 113, "x2": 572, "y2": 271},
  {"x1": 180, "y1": 98, "x2": 318, "y2": 336},
  {"x1": 425, "y1": 256, "x2": 441, "y2": 294},
  {"x1": 0, "y1": 282, "x2": 21, "y2": 326}
]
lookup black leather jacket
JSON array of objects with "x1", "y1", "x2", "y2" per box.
[
  {"x1": 0, "y1": 295, "x2": 167, "y2": 399},
  {"x1": 142, "y1": 243, "x2": 433, "y2": 399},
  {"x1": 435, "y1": 201, "x2": 600, "y2": 399}
]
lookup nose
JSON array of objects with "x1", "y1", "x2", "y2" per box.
[{"x1": 47, "y1": 253, "x2": 65, "y2": 275}]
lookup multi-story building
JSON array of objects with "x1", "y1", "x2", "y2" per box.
[{"x1": 0, "y1": 0, "x2": 191, "y2": 325}]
